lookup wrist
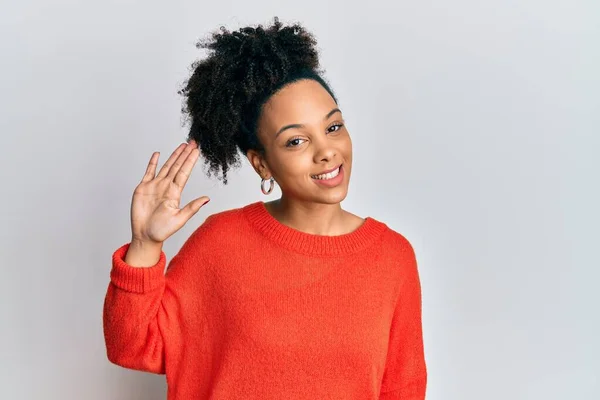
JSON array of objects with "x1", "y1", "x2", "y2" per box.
[
  {"x1": 124, "y1": 239, "x2": 164, "y2": 267},
  {"x1": 130, "y1": 237, "x2": 163, "y2": 250}
]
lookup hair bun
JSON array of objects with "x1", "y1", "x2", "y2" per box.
[{"x1": 200, "y1": 16, "x2": 320, "y2": 82}]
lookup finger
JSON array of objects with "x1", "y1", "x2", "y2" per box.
[
  {"x1": 156, "y1": 143, "x2": 188, "y2": 179},
  {"x1": 141, "y1": 152, "x2": 159, "y2": 183},
  {"x1": 166, "y1": 142, "x2": 194, "y2": 180},
  {"x1": 173, "y1": 148, "x2": 200, "y2": 189},
  {"x1": 178, "y1": 196, "x2": 210, "y2": 224}
]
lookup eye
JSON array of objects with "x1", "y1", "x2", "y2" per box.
[
  {"x1": 285, "y1": 136, "x2": 305, "y2": 147},
  {"x1": 285, "y1": 123, "x2": 344, "y2": 148},
  {"x1": 328, "y1": 123, "x2": 344, "y2": 133}
]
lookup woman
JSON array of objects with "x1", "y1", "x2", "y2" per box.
[{"x1": 103, "y1": 17, "x2": 427, "y2": 399}]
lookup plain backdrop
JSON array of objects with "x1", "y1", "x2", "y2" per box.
[{"x1": 1, "y1": 1, "x2": 598, "y2": 399}]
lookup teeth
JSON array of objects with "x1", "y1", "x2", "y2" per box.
[{"x1": 312, "y1": 166, "x2": 340, "y2": 180}]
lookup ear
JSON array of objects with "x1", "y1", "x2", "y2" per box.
[{"x1": 246, "y1": 149, "x2": 271, "y2": 179}]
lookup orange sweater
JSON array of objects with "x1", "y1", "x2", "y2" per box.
[{"x1": 103, "y1": 201, "x2": 427, "y2": 399}]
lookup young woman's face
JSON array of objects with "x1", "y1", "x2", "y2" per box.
[{"x1": 250, "y1": 78, "x2": 353, "y2": 205}]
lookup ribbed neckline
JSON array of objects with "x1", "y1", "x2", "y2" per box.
[{"x1": 241, "y1": 201, "x2": 388, "y2": 256}]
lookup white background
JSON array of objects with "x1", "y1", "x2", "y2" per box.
[{"x1": 1, "y1": 1, "x2": 598, "y2": 399}]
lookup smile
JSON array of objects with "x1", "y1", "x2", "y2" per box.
[{"x1": 311, "y1": 165, "x2": 341, "y2": 180}]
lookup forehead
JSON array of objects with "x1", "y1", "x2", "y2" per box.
[{"x1": 260, "y1": 79, "x2": 336, "y2": 128}]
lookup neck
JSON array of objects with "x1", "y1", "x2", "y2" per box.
[
  {"x1": 265, "y1": 196, "x2": 347, "y2": 236},
  {"x1": 242, "y1": 201, "x2": 385, "y2": 256}
]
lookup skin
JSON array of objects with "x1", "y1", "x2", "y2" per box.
[{"x1": 246, "y1": 79, "x2": 366, "y2": 236}]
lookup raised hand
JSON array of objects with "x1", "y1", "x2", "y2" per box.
[{"x1": 129, "y1": 140, "x2": 210, "y2": 245}]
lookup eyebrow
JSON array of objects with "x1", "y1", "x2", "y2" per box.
[{"x1": 274, "y1": 108, "x2": 342, "y2": 139}]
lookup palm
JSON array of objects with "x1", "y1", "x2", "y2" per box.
[{"x1": 129, "y1": 140, "x2": 210, "y2": 244}]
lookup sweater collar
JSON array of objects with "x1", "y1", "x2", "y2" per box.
[{"x1": 241, "y1": 201, "x2": 387, "y2": 256}]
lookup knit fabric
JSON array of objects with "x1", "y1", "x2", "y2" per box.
[{"x1": 103, "y1": 201, "x2": 427, "y2": 399}]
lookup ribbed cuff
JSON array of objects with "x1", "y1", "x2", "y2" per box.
[{"x1": 110, "y1": 242, "x2": 166, "y2": 293}]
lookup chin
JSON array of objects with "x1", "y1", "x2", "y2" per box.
[{"x1": 316, "y1": 189, "x2": 349, "y2": 205}]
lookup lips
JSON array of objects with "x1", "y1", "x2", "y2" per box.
[{"x1": 312, "y1": 164, "x2": 342, "y2": 176}]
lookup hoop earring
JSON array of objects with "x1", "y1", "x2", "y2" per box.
[{"x1": 261, "y1": 177, "x2": 275, "y2": 195}]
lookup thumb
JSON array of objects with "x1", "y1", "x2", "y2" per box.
[{"x1": 178, "y1": 196, "x2": 210, "y2": 223}]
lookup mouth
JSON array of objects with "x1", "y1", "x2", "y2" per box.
[{"x1": 311, "y1": 164, "x2": 342, "y2": 180}]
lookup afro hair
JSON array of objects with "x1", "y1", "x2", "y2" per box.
[{"x1": 178, "y1": 16, "x2": 338, "y2": 185}]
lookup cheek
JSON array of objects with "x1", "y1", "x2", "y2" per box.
[
  {"x1": 276, "y1": 155, "x2": 311, "y2": 179},
  {"x1": 343, "y1": 135, "x2": 353, "y2": 157}
]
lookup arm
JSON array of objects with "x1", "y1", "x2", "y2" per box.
[
  {"x1": 102, "y1": 242, "x2": 169, "y2": 374},
  {"x1": 379, "y1": 241, "x2": 427, "y2": 399},
  {"x1": 102, "y1": 217, "x2": 211, "y2": 374}
]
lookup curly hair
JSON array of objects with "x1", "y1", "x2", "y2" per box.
[{"x1": 178, "y1": 16, "x2": 338, "y2": 185}]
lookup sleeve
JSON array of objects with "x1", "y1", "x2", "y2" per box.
[
  {"x1": 379, "y1": 240, "x2": 428, "y2": 399},
  {"x1": 102, "y1": 215, "x2": 213, "y2": 374}
]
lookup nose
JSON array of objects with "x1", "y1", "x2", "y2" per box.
[{"x1": 312, "y1": 133, "x2": 337, "y2": 163}]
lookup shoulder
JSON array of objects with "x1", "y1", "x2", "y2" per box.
[
  {"x1": 176, "y1": 202, "x2": 254, "y2": 255},
  {"x1": 380, "y1": 225, "x2": 417, "y2": 259},
  {"x1": 374, "y1": 221, "x2": 420, "y2": 279},
  {"x1": 192, "y1": 203, "x2": 248, "y2": 237},
  {"x1": 201, "y1": 203, "x2": 246, "y2": 229}
]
